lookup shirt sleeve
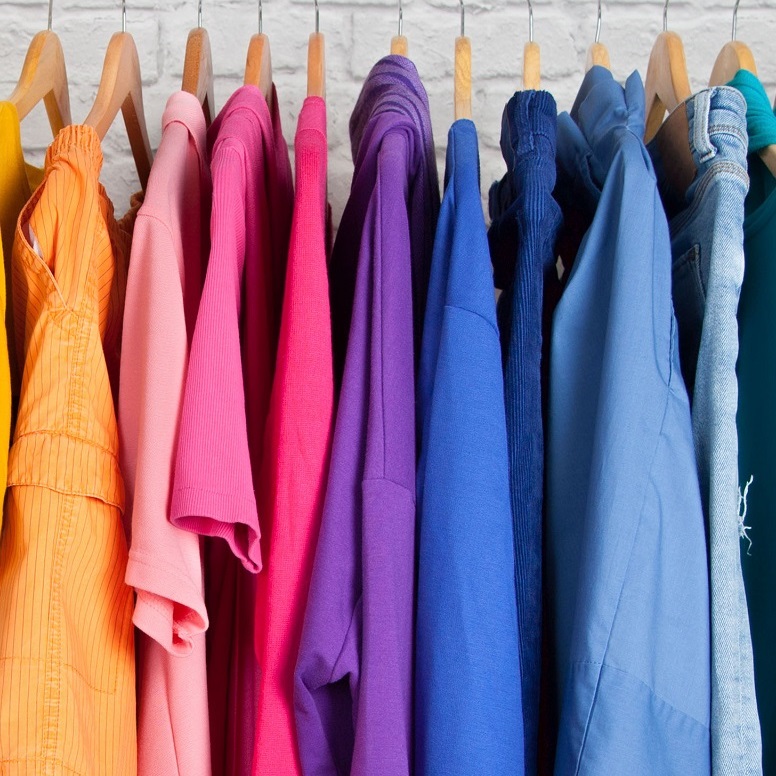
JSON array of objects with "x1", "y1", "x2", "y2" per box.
[
  {"x1": 120, "y1": 212, "x2": 208, "y2": 651},
  {"x1": 170, "y1": 148, "x2": 262, "y2": 573}
]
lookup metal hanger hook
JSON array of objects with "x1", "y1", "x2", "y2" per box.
[
  {"x1": 732, "y1": 0, "x2": 740, "y2": 40},
  {"x1": 121, "y1": 0, "x2": 126, "y2": 32},
  {"x1": 595, "y1": 0, "x2": 602, "y2": 43},
  {"x1": 662, "y1": 0, "x2": 669, "y2": 31},
  {"x1": 47, "y1": 0, "x2": 53, "y2": 30},
  {"x1": 314, "y1": 0, "x2": 319, "y2": 33},
  {"x1": 258, "y1": 0, "x2": 263, "y2": 33},
  {"x1": 527, "y1": 0, "x2": 533, "y2": 42},
  {"x1": 198, "y1": 0, "x2": 203, "y2": 28},
  {"x1": 459, "y1": 0, "x2": 465, "y2": 37},
  {"x1": 397, "y1": 0, "x2": 403, "y2": 37}
]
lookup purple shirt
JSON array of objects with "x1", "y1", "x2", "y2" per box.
[{"x1": 294, "y1": 56, "x2": 439, "y2": 776}]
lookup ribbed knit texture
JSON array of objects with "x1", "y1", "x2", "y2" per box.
[
  {"x1": 252, "y1": 95, "x2": 333, "y2": 776},
  {"x1": 294, "y1": 55, "x2": 439, "y2": 776},
  {"x1": 487, "y1": 89, "x2": 561, "y2": 776},
  {"x1": 171, "y1": 84, "x2": 294, "y2": 776},
  {"x1": 0, "y1": 124, "x2": 139, "y2": 775},
  {"x1": 119, "y1": 90, "x2": 213, "y2": 776}
]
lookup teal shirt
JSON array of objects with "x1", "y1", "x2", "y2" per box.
[{"x1": 729, "y1": 67, "x2": 776, "y2": 774}]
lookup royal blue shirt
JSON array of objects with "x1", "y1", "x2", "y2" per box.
[
  {"x1": 415, "y1": 118, "x2": 524, "y2": 776},
  {"x1": 546, "y1": 67, "x2": 711, "y2": 774}
]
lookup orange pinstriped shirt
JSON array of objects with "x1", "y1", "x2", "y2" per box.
[{"x1": 0, "y1": 125, "x2": 138, "y2": 775}]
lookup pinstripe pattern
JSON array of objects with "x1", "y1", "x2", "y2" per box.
[{"x1": 0, "y1": 125, "x2": 138, "y2": 776}]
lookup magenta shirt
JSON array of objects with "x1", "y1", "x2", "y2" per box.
[{"x1": 171, "y1": 84, "x2": 293, "y2": 776}]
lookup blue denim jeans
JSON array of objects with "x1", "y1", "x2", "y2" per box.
[{"x1": 649, "y1": 86, "x2": 762, "y2": 776}]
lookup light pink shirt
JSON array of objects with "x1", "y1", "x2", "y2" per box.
[{"x1": 119, "y1": 90, "x2": 212, "y2": 776}]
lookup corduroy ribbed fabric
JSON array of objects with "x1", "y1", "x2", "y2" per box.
[
  {"x1": 415, "y1": 117, "x2": 525, "y2": 776},
  {"x1": 487, "y1": 90, "x2": 562, "y2": 776},
  {"x1": 171, "y1": 84, "x2": 294, "y2": 776},
  {"x1": 0, "y1": 124, "x2": 139, "y2": 775},
  {"x1": 119, "y1": 90, "x2": 213, "y2": 776},
  {"x1": 252, "y1": 95, "x2": 333, "y2": 776},
  {"x1": 294, "y1": 55, "x2": 440, "y2": 776}
]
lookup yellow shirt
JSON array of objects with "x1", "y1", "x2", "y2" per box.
[
  {"x1": 0, "y1": 124, "x2": 138, "y2": 775},
  {"x1": 0, "y1": 102, "x2": 43, "y2": 524}
]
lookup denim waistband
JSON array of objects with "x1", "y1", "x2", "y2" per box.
[{"x1": 650, "y1": 86, "x2": 748, "y2": 219}]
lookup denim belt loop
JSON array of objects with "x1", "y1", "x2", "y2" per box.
[{"x1": 693, "y1": 90, "x2": 716, "y2": 163}]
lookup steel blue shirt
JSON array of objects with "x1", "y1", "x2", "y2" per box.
[
  {"x1": 415, "y1": 118, "x2": 524, "y2": 776},
  {"x1": 546, "y1": 67, "x2": 711, "y2": 774}
]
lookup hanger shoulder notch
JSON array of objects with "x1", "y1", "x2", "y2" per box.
[
  {"x1": 709, "y1": 40, "x2": 757, "y2": 86},
  {"x1": 644, "y1": 30, "x2": 692, "y2": 142},
  {"x1": 9, "y1": 29, "x2": 72, "y2": 135},
  {"x1": 183, "y1": 26, "x2": 215, "y2": 123},
  {"x1": 84, "y1": 32, "x2": 153, "y2": 189}
]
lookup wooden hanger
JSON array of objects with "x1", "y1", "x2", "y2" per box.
[
  {"x1": 523, "y1": 0, "x2": 540, "y2": 90},
  {"x1": 708, "y1": 1, "x2": 776, "y2": 178},
  {"x1": 307, "y1": 0, "x2": 325, "y2": 98},
  {"x1": 8, "y1": 0, "x2": 71, "y2": 135},
  {"x1": 391, "y1": 0, "x2": 408, "y2": 56},
  {"x1": 245, "y1": 0, "x2": 274, "y2": 110},
  {"x1": 84, "y1": 6, "x2": 153, "y2": 190},
  {"x1": 585, "y1": 0, "x2": 610, "y2": 71},
  {"x1": 182, "y1": 0, "x2": 215, "y2": 124},
  {"x1": 644, "y1": 0, "x2": 692, "y2": 142},
  {"x1": 454, "y1": 0, "x2": 472, "y2": 120},
  {"x1": 709, "y1": 1, "x2": 756, "y2": 85}
]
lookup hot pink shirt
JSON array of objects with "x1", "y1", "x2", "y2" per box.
[
  {"x1": 253, "y1": 96, "x2": 333, "y2": 774},
  {"x1": 171, "y1": 84, "x2": 294, "y2": 776},
  {"x1": 119, "y1": 91, "x2": 212, "y2": 776}
]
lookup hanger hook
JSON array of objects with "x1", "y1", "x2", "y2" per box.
[
  {"x1": 732, "y1": 0, "x2": 740, "y2": 40},
  {"x1": 662, "y1": 0, "x2": 669, "y2": 31},
  {"x1": 47, "y1": 0, "x2": 53, "y2": 30},
  {"x1": 527, "y1": 0, "x2": 534, "y2": 42},
  {"x1": 314, "y1": 0, "x2": 319, "y2": 33},
  {"x1": 595, "y1": 0, "x2": 602, "y2": 43},
  {"x1": 121, "y1": 0, "x2": 126, "y2": 32},
  {"x1": 459, "y1": 0, "x2": 465, "y2": 37},
  {"x1": 198, "y1": 0, "x2": 203, "y2": 28},
  {"x1": 258, "y1": 0, "x2": 263, "y2": 33},
  {"x1": 397, "y1": 0, "x2": 403, "y2": 37}
]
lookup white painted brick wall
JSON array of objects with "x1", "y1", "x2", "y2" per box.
[{"x1": 2, "y1": 0, "x2": 776, "y2": 221}]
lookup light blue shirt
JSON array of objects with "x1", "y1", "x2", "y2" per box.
[
  {"x1": 546, "y1": 68, "x2": 711, "y2": 774},
  {"x1": 414, "y1": 119, "x2": 524, "y2": 775}
]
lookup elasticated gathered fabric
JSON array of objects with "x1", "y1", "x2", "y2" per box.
[
  {"x1": 487, "y1": 90, "x2": 562, "y2": 775},
  {"x1": 415, "y1": 118, "x2": 524, "y2": 776},
  {"x1": 648, "y1": 85, "x2": 762, "y2": 776},
  {"x1": 547, "y1": 67, "x2": 711, "y2": 774},
  {"x1": 729, "y1": 67, "x2": 776, "y2": 776},
  {"x1": 294, "y1": 55, "x2": 440, "y2": 776}
]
